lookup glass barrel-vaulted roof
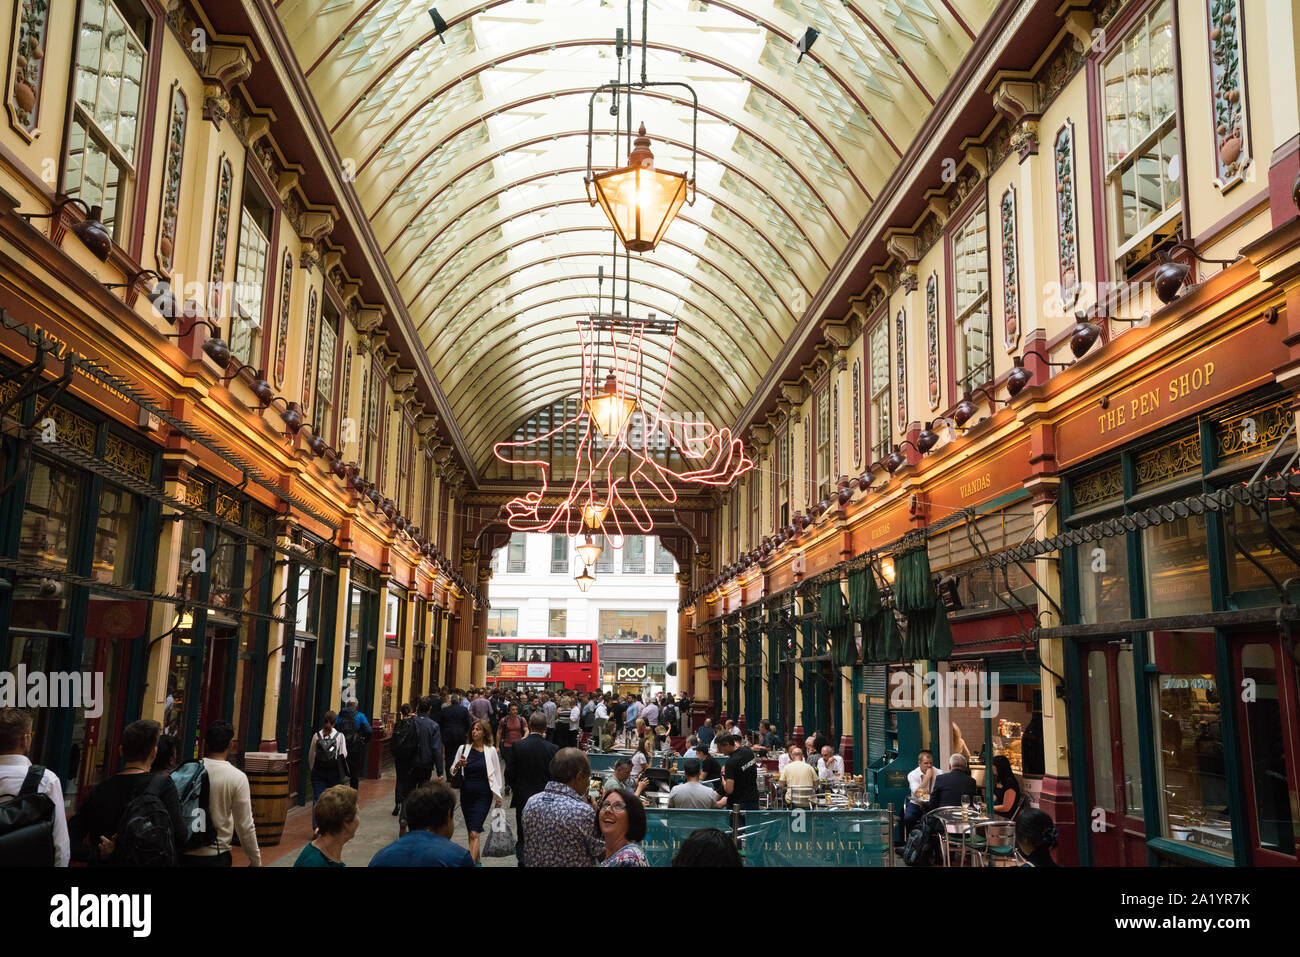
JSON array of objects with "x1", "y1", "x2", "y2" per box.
[{"x1": 276, "y1": 0, "x2": 994, "y2": 469}]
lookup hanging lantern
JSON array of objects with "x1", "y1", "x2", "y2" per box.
[
  {"x1": 575, "y1": 565, "x2": 596, "y2": 592},
  {"x1": 587, "y1": 124, "x2": 689, "y2": 253},
  {"x1": 576, "y1": 535, "x2": 603, "y2": 567},
  {"x1": 582, "y1": 500, "x2": 611, "y2": 530},
  {"x1": 586, "y1": 370, "x2": 637, "y2": 440}
]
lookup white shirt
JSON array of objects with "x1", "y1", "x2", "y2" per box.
[
  {"x1": 641, "y1": 704, "x2": 660, "y2": 726},
  {"x1": 907, "y1": 766, "x2": 936, "y2": 796},
  {"x1": 777, "y1": 751, "x2": 791, "y2": 770},
  {"x1": 569, "y1": 705, "x2": 580, "y2": 727},
  {"x1": 186, "y1": 757, "x2": 261, "y2": 866},
  {"x1": 817, "y1": 755, "x2": 845, "y2": 780},
  {"x1": 0, "y1": 754, "x2": 70, "y2": 866},
  {"x1": 595, "y1": 702, "x2": 609, "y2": 721}
]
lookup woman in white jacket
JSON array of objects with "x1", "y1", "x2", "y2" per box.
[{"x1": 450, "y1": 719, "x2": 505, "y2": 862}]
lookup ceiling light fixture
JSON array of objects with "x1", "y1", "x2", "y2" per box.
[
  {"x1": 575, "y1": 565, "x2": 596, "y2": 592},
  {"x1": 576, "y1": 535, "x2": 603, "y2": 567},
  {"x1": 582, "y1": 0, "x2": 697, "y2": 253}
]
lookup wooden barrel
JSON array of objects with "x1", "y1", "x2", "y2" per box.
[{"x1": 248, "y1": 770, "x2": 289, "y2": 847}]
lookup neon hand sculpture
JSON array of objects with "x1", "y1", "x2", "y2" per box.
[{"x1": 493, "y1": 318, "x2": 753, "y2": 545}]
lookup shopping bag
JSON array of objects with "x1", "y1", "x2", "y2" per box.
[{"x1": 482, "y1": 807, "x2": 515, "y2": 858}]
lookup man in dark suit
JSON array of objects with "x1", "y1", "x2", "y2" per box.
[
  {"x1": 510, "y1": 711, "x2": 559, "y2": 864},
  {"x1": 927, "y1": 753, "x2": 980, "y2": 809},
  {"x1": 439, "y1": 693, "x2": 470, "y2": 772}
]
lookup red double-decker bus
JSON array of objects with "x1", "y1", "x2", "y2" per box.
[{"x1": 486, "y1": 636, "x2": 600, "y2": 693}]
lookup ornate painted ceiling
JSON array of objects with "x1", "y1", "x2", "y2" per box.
[{"x1": 275, "y1": 0, "x2": 994, "y2": 471}]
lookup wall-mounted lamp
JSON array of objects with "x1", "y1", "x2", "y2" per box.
[
  {"x1": 22, "y1": 196, "x2": 112, "y2": 261},
  {"x1": 1153, "y1": 239, "x2": 1239, "y2": 305}
]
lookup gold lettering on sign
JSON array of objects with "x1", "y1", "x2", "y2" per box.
[
  {"x1": 869, "y1": 521, "x2": 891, "y2": 540},
  {"x1": 1100, "y1": 362, "x2": 1217, "y2": 435},
  {"x1": 959, "y1": 472, "x2": 992, "y2": 500}
]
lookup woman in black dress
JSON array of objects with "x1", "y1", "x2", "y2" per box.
[
  {"x1": 451, "y1": 719, "x2": 504, "y2": 863},
  {"x1": 992, "y1": 754, "x2": 1022, "y2": 819}
]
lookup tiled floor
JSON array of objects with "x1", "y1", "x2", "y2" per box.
[{"x1": 231, "y1": 769, "x2": 519, "y2": 868}]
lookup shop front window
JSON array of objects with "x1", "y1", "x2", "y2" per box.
[
  {"x1": 14, "y1": 456, "x2": 82, "y2": 634},
  {"x1": 1078, "y1": 532, "x2": 1131, "y2": 623},
  {"x1": 1142, "y1": 514, "x2": 1211, "y2": 618},
  {"x1": 1224, "y1": 500, "x2": 1300, "y2": 601},
  {"x1": 1151, "y1": 629, "x2": 1233, "y2": 857},
  {"x1": 598, "y1": 610, "x2": 667, "y2": 642}
]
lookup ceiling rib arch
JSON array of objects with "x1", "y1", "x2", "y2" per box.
[
  {"x1": 419, "y1": 226, "x2": 789, "y2": 342},
  {"x1": 420, "y1": 253, "x2": 774, "y2": 379},
  {"x1": 437, "y1": 287, "x2": 759, "y2": 402}
]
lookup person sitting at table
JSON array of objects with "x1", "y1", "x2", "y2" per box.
[
  {"x1": 755, "y1": 720, "x2": 781, "y2": 754},
  {"x1": 603, "y1": 756, "x2": 647, "y2": 799},
  {"x1": 903, "y1": 750, "x2": 938, "y2": 830},
  {"x1": 668, "y1": 759, "x2": 722, "y2": 810},
  {"x1": 926, "y1": 753, "x2": 980, "y2": 809},
  {"x1": 817, "y1": 745, "x2": 845, "y2": 780},
  {"x1": 803, "y1": 736, "x2": 818, "y2": 765},
  {"x1": 1015, "y1": 808, "x2": 1059, "y2": 867},
  {"x1": 778, "y1": 747, "x2": 818, "y2": 799},
  {"x1": 991, "y1": 755, "x2": 1023, "y2": 819}
]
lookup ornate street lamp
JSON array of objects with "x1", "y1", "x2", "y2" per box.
[
  {"x1": 586, "y1": 369, "x2": 637, "y2": 439},
  {"x1": 576, "y1": 534, "x2": 603, "y2": 567},
  {"x1": 587, "y1": 123, "x2": 689, "y2": 253},
  {"x1": 575, "y1": 565, "x2": 596, "y2": 592}
]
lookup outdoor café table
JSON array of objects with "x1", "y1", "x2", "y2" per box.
[{"x1": 929, "y1": 806, "x2": 995, "y2": 867}]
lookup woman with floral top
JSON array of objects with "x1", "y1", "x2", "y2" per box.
[{"x1": 597, "y1": 787, "x2": 649, "y2": 867}]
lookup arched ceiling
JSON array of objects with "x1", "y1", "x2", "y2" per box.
[{"x1": 276, "y1": 0, "x2": 994, "y2": 470}]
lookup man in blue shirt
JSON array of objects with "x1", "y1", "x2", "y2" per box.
[
  {"x1": 625, "y1": 697, "x2": 640, "y2": 726},
  {"x1": 369, "y1": 781, "x2": 473, "y2": 867},
  {"x1": 336, "y1": 700, "x2": 372, "y2": 790}
]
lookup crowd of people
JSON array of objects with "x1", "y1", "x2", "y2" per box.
[{"x1": 1, "y1": 687, "x2": 1059, "y2": 867}]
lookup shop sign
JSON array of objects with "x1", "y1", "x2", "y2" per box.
[
  {"x1": 0, "y1": 303, "x2": 140, "y2": 421},
  {"x1": 616, "y1": 664, "x2": 648, "y2": 682},
  {"x1": 641, "y1": 810, "x2": 732, "y2": 866},
  {"x1": 1055, "y1": 317, "x2": 1287, "y2": 469},
  {"x1": 854, "y1": 501, "x2": 912, "y2": 554},
  {"x1": 500, "y1": 663, "x2": 550, "y2": 679},
  {"x1": 927, "y1": 437, "x2": 1031, "y2": 513}
]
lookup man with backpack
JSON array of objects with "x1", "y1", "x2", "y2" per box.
[
  {"x1": 410, "y1": 696, "x2": 445, "y2": 792},
  {"x1": 336, "y1": 699, "x2": 372, "y2": 790},
  {"x1": 181, "y1": 720, "x2": 260, "y2": 867},
  {"x1": 68, "y1": 718, "x2": 186, "y2": 866},
  {"x1": 391, "y1": 702, "x2": 419, "y2": 816},
  {"x1": 0, "y1": 707, "x2": 69, "y2": 866}
]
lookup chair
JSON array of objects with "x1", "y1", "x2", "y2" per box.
[
  {"x1": 787, "y1": 785, "x2": 814, "y2": 809},
  {"x1": 975, "y1": 820, "x2": 1018, "y2": 867}
]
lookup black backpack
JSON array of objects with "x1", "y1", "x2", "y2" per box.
[
  {"x1": 315, "y1": 731, "x2": 340, "y2": 774},
  {"x1": 662, "y1": 705, "x2": 678, "y2": 729},
  {"x1": 902, "y1": 812, "x2": 945, "y2": 867},
  {"x1": 0, "y1": 765, "x2": 57, "y2": 866},
  {"x1": 337, "y1": 709, "x2": 363, "y2": 754},
  {"x1": 392, "y1": 717, "x2": 420, "y2": 764},
  {"x1": 170, "y1": 760, "x2": 217, "y2": 852},
  {"x1": 115, "y1": 775, "x2": 177, "y2": 867}
]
